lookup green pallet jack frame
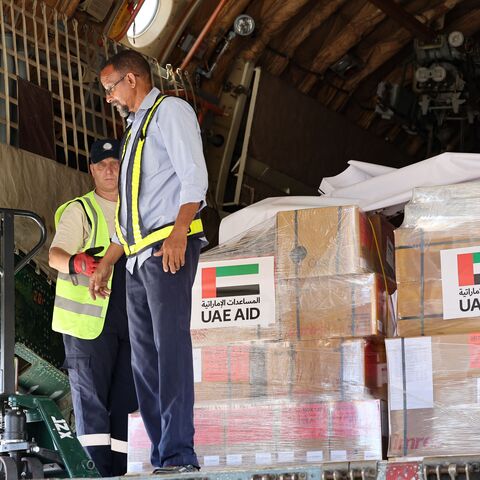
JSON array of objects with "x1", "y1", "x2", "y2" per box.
[{"x1": 0, "y1": 208, "x2": 100, "y2": 478}]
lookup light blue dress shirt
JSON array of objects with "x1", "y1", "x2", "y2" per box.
[{"x1": 113, "y1": 88, "x2": 208, "y2": 272}]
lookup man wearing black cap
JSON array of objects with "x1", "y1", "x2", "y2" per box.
[{"x1": 49, "y1": 139, "x2": 137, "y2": 477}]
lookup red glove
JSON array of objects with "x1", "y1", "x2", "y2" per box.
[{"x1": 68, "y1": 247, "x2": 104, "y2": 277}]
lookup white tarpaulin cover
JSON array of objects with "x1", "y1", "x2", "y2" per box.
[{"x1": 219, "y1": 152, "x2": 480, "y2": 244}]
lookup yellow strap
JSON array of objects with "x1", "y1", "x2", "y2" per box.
[
  {"x1": 131, "y1": 95, "x2": 167, "y2": 244},
  {"x1": 124, "y1": 218, "x2": 204, "y2": 256},
  {"x1": 115, "y1": 96, "x2": 167, "y2": 250},
  {"x1": 121, "y1": 129, "x2": 132, "y2": 158},
  {"x1": 367, "y1": 217, "x2": 393, "y2": 331},
  {"x1": 131, "y1": 137, "x2": 144, "y2": 243},
  {"x1": 115, "y1": 129, "x2": 132, "y2": 249}
]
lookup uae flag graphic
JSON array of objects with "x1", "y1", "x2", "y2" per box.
[
  {"x1": 457, "y1": 252, "x2": 480, "y2": 286},
  {"x1": 202, "y1": 263, "x2": 260, "y2": 298}
]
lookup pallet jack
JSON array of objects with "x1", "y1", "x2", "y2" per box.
[{"x1": 0, "y1": 208, "x2": 100, "y2": 478}]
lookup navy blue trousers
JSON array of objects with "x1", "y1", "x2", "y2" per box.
[
  {"x1": 63, "y1": 256, "x2": 138, "y2": 477},
  {"x1": 126, "y1": 238, "x2": 201, "y2": 468}
]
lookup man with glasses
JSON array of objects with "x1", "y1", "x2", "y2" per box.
[{"x1": 90, "y1": 50, "x2": 208, "y2": 474}]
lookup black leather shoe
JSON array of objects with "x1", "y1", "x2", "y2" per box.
[{"x1": 152, "y1": 465, "x2": 200, "y2": 475}]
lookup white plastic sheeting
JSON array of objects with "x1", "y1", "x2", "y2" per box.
[{"x1": 219, "y1": 152, "x2": 480, "y2": 244}]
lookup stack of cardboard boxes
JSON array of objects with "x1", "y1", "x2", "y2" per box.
[
  {"x1": 387, "y1": 183, "x2": 480, "y2": 458},
  {"x1": 128, "y1": 205, "x2": 395, "y2": 472}
]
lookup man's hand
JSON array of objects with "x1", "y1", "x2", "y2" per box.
[
  {"x1": 88, "y1": 243, "x2": 124, "y2": 300},
  {"x1": 89, "y1": 260, "x2": 113, "y2": 300},
  {"x1": 153, "y1": 202, "x2": 200, "y2": 274},
  {"x1": 69, "y1": 246, "x2": 104, "y2": 276},
  {"x1": 154, "y1": 229, "x2": 187, "y2": 274}
]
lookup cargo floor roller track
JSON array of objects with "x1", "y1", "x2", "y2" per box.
[{"x1": 121, "y1": 457, "x2": 480, "y2": 480}]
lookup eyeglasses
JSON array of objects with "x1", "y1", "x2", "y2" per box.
[{"x1": 104, "y1": 74, "x2": 127, "y2": 96}]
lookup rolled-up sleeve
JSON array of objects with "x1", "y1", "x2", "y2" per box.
[
  {"x1": 111, "y1": 232, "x2": 122, "y2": 246},
  {"x1": 50, "y1": 202, "x2": 88, "y2": 254},
  {"x1": 157, "y1": 97, "x2": 208, "y2": 209}
]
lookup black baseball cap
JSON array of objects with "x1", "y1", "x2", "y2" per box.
[{"x1": 90, "y1": 139, "x2": 120, "y2": 164}]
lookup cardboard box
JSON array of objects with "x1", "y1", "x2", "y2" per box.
[
  {"x1": 194, "y1": 339, "x2": 387, "y2": 403},
  {"x1": 266, "y1": 339, "x2": 387, "y2": 400},
  {"x1": 329, "y1": 400, "x2": 387, "y2": 461},
  {"x1": 388, "y1": 407, "x2": 436, "y2": 458},
  {"x1": 389, "y1": 404, "x2": 480, "y2": 458},
  {"x1": 395, "y1": 227, "x2": 480, "y2": 336},
  {"x1": 368, "y1": 213, "x2": 396, "y2": 280},
  {"x1": 191, "y1": 323, "x2": 268, "y2": 346},
  {"x1": 127, "y1": 398, "x2": 386, "y2": 472},
  {"x1": 276, "y1": 206, "x2": 375, "y2": 280},
  {"x1": 386, "y1": 334, "x2": 480, "y2": 457},
  {"x1": 192, "y1": 271, "x2": 394, "y2": 346},
  {"x1": 278, "y1": 400, "x2": 386, "y2": 462},
  {"x1": 210, "y1": 398, "x2": 386, "y2": 466},
  {"x1": 193, "y1": 344, "x2": 267, "y2": 402},
  {"x1": 397, "y1": 317, "x2": 480, "y2": 337},
  {"x1": 278, "y1": 273, "x2": 393, "y2": 339}
]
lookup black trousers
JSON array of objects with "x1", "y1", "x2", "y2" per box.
[
  {"x1": 126, "y1": 238, "x2": 201, "y2": 469},
  {"x1": 63, "y1": 256, "x2": 138, "y2": 476}
]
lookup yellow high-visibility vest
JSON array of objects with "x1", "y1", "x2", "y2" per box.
[
  {"x1": 52, "y1": 191, "x2": 112, "y2": 340},
  {"x1": 115, "y1": 94, "x2": 204, "y2": 257}
]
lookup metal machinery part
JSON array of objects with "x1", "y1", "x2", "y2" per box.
[
  {"x1": 375, "y1": 31, "x2": 480, "y2": 152},
  {"x1": 0, "y1": 209, "x2": 100, "y2": 479},
  {"x1": 197, "y1": 15, "x2": 256, "y2": 79}
]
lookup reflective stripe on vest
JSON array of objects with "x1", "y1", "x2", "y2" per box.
[
  {"x1": 52, "y1": 191, "x2": 112, "y2": 340},
  {"x1": 115, "y1": 94, "x2": 204, "y2": 257}
]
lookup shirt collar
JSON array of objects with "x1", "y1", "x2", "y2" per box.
[{"x1": 127, "y1": 87, "x2": 161, "y2": 124}]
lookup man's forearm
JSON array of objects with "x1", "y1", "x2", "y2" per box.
[
  {"x1": 172, "y1": 202, "x2": 201, "y2": 235},
  {"x1": 49, "y1": 247, "x2": 73, "y2": 274},
  {"x1": 100, "y1": 242, "x2": 125, "y2": 266}
]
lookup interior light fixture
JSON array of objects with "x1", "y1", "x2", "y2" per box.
[{"x1": 233, "y1": 14, "x2": 255, "y2": 37}]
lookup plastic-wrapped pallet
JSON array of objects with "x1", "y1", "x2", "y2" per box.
[
  {"x1": 128, "y1": 397, "x2": 387, "y2": 472},
  {"x1": 127, "y1": 206, "x2": 395, "y2": 473},
  {"x1": 191, "y1": 206, "x2": 396, "y2": 345},
  {"x1": 395, "y1": 182, "x2": 480, "y2": 336},
  {"x1": 386, "y1": 334, "x2": 480, "y2": 458},
  {"x1": 193, "y1": 338, "x2": 387, "y2": 402}
]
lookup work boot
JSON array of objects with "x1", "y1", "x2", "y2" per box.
[{"x1": 152, "y1": 465, "x2": 200, "y2": 475}]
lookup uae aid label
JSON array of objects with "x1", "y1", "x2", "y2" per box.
[
  {"x1": 441, "y1": 246, "x2": 480, "y2": 319},
  {"x1": 191, "y1": 256, "x2": 275, "y2": 329}
]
